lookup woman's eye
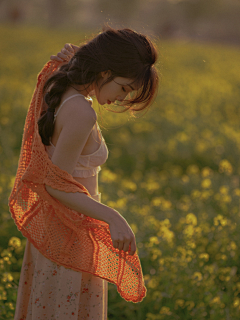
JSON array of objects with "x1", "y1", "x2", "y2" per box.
[{"x1": 122, "y1": 87, "x2": 126, "y2": 92}]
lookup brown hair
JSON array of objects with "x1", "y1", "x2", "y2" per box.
[{"x1": 38, "y1": 26, "x2": 159, "y2": 145}]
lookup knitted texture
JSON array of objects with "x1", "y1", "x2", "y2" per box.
[{"x1": 8, "y1": 60, "x2": 147, "y2": 303}]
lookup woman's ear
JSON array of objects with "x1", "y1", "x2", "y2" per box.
[{"x1": 101, "y1": 70, "x2": 111, "y2": 78}]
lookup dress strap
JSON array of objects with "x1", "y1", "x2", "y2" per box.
[{"x1": 54, "y1": 94, "x2": 85, "y2": 118}]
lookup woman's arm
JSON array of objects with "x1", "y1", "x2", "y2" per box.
[
  {"x1": 45, "y1": 97, "x2": 137, "y2": 255},
  {"x1": 46, "y1": 186, "x2": 117, "y2": 225},
  {"x1": 46, "y1": 186, "x2": 136, "y2": 255}
]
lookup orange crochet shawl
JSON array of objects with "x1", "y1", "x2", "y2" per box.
[{"x1": 8, "y1": 60, "x2": 146, "y2": 303}]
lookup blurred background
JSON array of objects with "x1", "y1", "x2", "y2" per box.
[
  {"x1": 0, "y1": 0, "x2": 240, "y2": 46},
  {"x1": 1, "y1": 1, "x2": 240, "y2": 319}
]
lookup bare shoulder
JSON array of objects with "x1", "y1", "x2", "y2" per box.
[
  {"x1": 50, "y1": 96, "x2": 97, "y2": 175},
  {"x1": 59, "y1": 96, "x2": 97, "y2": 130}
]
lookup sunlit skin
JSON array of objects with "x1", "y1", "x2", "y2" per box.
[
  {"x1": 70, "y1": 72, "x2": 139, "y2": 106},
  {"x1": 94, "y1": 73, "x2": 139, "y2": 105}
]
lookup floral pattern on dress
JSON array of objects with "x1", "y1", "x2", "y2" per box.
[{"x1": 14, "y1": 238, "x2": 108, "y2": 320}]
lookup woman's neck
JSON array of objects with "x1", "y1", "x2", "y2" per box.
[{"x1": 70, "y1": 83, "x2": 95, "y2": 97}]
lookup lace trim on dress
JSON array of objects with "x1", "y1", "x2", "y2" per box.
[{"x1": 72, "y1": 166, "x2": 101, "y2": 178}]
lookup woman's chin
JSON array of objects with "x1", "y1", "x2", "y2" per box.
[{"x1": 94, "y1": 97, "x2": 108, "y2": 106}]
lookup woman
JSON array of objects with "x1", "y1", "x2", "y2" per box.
[{"x1": 11, "y1": 26, "x2": 159, "y2": 319}]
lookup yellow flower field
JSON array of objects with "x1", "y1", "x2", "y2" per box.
[{"x1": 0, "y1": 25, "x2": 240, "y2": 319}]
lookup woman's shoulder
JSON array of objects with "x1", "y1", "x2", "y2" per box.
[{"x1": 56, "y1": 91, "x2": 97, "y2": 127}]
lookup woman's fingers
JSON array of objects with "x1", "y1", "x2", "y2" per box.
[
  {"x1": 109, "y1": 216, "x2": 137, "y2": 256},
  {"x1": 58, "y1": 51, "x2": 70, "y2": 60},
  {"x1": 50, "y1": 52, "x2": 69, "y2": 62},
  {"x1": 122, "y1": 239, "x2": 131, "y2": 253},
  {"x1": 129, "y1": 238, "x2": 137, "y2": 256},
  {"x1": 114, "y1": 233, "x2": 136, "y2": 255},
  {"x1": 50, "y1": 55, "x2": 64, "y2": 62},
  {"x1": 64, "y1": 43, "x2": 74, "y2": 53},
  {"x1": 112, "y1": 239, "x2": 119, "y2": 249},
  {"x1": 118, "y1": 239, "x2": 124, "y2": 251},
  {"x1": 72, "y1": 44, "x2": 80, "y2": 52},
  {"x1": 50, "y1": 43, "x2": 76, "y2": 62},
  {"x1": 61, "y1": 48, "x2": 72, "y2": 56}
]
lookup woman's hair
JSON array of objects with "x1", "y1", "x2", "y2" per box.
[{"x1": 38, "y1": 26, "x2": 159, "y2": 145}]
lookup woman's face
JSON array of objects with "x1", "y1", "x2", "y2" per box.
[{"x1": 94, "y1": 71, "x2": 138, "y2": 106}]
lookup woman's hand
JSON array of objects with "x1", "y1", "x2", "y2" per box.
[
  {"x1": 50, "y1": 43, "x2": 79, "y2": 62},
  {"x1": 108, "y1": 212, "x2": 137, "y2": 256}
]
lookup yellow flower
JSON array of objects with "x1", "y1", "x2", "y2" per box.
[
  {"x1": 219, "y1": 159, "x2": 233, "y2": 175},
  {"x1": 201, "y1": 190, "x2": 213, "y2": 200},
  {"x1": 1, "y1": 249, "x2": 12, "y2": 258},
  {"x1": 192, "y1": 271, "x2": 203, "y2": 281},
  {"x1": 147, "y1": 181, "x2": 160, "y2": 192},
  {"x1": 121, "y1": 179, "x2": 137, "y2": 191},
  {"x1": 199, "y1": 253, "x2": 209, "y2": 261},
  {"x1": 191, "y1": 189, "x2": 201, "y2": 199},
  {"x1": 183, "y1": 225, "x2": 194, "y2": 237},
  {"x1": 219, "y1": 185, "x2": 229, "y2": 194},
  {"x1": 201, "y1": 178, "x2": 212, "y2": 189},
  {"x1": 187, "y1": 164, "x2": 200, "y2": 175},
  {"x1": 151, "y1": 248, "x2": 162, "y2": 260},
  {"x1": 175, "y1": 299, "x2": 185, "y2": 308},
  {"x1": 186, "y1": 301, "x2": 195, "y2": 310},
  {"x1": 8, "y1": 237, "x2": 21, "y2": 249},
  {"x1": 101, "y1": 169, "x2": 117, "y2": 182},
  {"x1": 152, "y1": 197, "x2": 162, "y2": 206},
  {"x1": 233, "y1": 298, "x2": 240, "y2": 307},
  {"x1": 222, "y1": 195, "x2": 232, "y2": 203},
  {"x1": 149, "y1": 236, "x2": 160, "y2": 245},
  {"x1": 186, "y1": 213, "x2": 198, "y2": 225},
  {"x1": 116, "y1": 198, "x2": 127, "y2": 208},
  {"x1": 214, "y1": 214, "x2": 228, "y2": 226},
  {"x1": 229, "y1": 241, "x2": 237, "y2": 251},
  {"x1": 159, "y1": 306, "x2": 172, "y2": 315},
  {"x1": 2, "y1": 272, "x2": 13, "y2": 282},
  {"x1": 234, "y1": 188, "x2": 240, "y2": 196},
  {"x1": 5, "y1": 302, "x2": 14, "y2": 310},
  {"x1": 0, "y1": 290, "x2": 7, "y2": 300},
  {"x1": 201, "y1": 167, "x2": 213, "y2": 177},
  {"x1": 211, "y1": 296, "x2": 221, "y2": 304},
  {"x1": 161, "y1": 200, "x2": 172, "y2": 210}
]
